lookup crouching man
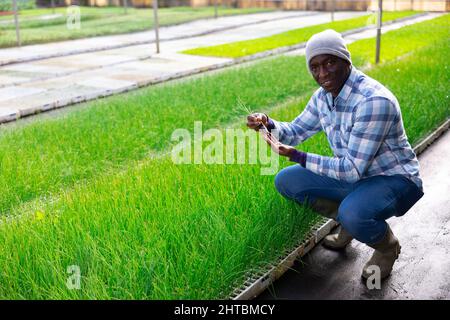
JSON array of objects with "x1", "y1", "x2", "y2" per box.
[{"x1": 247, "y1": 30, "x2": 424, "y2": 280}]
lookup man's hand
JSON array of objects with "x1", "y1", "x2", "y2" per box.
[
  {"x1": 261, "y1": 130, "x2": 296, "y2": 158},
  {"x1": 247, "y1": 113, "x2": 268, "y2": 131},
  {"x1": 274, "y1": 144, "x2": 297, "y2": 158},
  {"x1": 248, "y1": 112, "x2": 305, "y2": 164}
]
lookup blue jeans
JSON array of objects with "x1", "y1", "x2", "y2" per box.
[{"x1": 274, "y1": 165, "x2": 424, "y2": 244}]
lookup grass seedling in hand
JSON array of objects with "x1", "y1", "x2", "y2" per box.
[{"x1": 240, "y1": 97, "x2": 295, "y2": 158}]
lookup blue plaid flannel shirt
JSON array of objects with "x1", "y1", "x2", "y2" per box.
[{"x1": 270, "y1": 66, "x2": 423, "y2": 189}]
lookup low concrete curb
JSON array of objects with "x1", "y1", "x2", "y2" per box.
[
  {"x1": 231, "y1": 218, "x2": 338, "y2": 300},
  {"x1": 0, "y1": 11, "x2": 317, "y2": 67},
  {"x1": 413, "y1": 119, "x2": 450, "y2": 156}
]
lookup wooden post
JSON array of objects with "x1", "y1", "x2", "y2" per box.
[
  {"x1": 153, "y1": 0, "x2": 160, "y2": 54},
  {"x1": 375, "y1": 0, "x2": 383, "y2": 64},
  {"x1": 12, "y1": 0, "x2": 21, "y2": 47},
  {"x1": 51, "y1": 0, "x2": 55, "y2": 15}
]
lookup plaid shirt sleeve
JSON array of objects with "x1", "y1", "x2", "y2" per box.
[
  {"x1": 305, "y1": 97, "x2": 398, "y2": 183},
  {"x1": 270, "y1": 95, "x2": 322, "y2": 146}
]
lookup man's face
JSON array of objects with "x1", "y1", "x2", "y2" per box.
[{"x1": 309, "y1": 54, "x2": 351, "y2": 97}]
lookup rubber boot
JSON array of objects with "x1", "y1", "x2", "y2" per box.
[
  {"x1": 322, "y1": 226, "x2": 354, "y2": 250},
  {"x1": 310, "y1": 198, "x2": 354, "y2": 250},
  {"x1": 361, "y1": 225, "x2": 401, "y2": 280}
]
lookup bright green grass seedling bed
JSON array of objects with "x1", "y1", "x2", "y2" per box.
[
  {"x1": 0, "y1": 14, "x2": 447, "y2": 216},
  {"x1": 182, "y1": 11, "x2": 420, "y2": 58},
  {"x1": 0, "y1": 14, "x2": 448, "y2": 299}
]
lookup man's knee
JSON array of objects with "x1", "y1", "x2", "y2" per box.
[
  {"x1": 274, "y1": 166, "x2": 309, "y2": 201},
  {"x1": 337, "y1": 198, "x2": 366, "y2": 234},
  {"x1": 274, "y1": 168, "x2": 291, "y2": 198},
  {"x1": 337, "y1": 207, "x2": 359, "y2": 233},
  {"x1": 337, "y1": 200, "x2": 386, "y2": 244}
]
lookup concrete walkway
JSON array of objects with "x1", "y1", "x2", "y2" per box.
[
  {"x1": 257, "y1": 128, "x2": 450, "y2": 300},
  {"x1": 0, "y1": 11, "x2": 367, "y2": 122},
  {"x1": 0, "y1": 10, "x2": 320, "y2": 66},
  {"x1": 0, "y1": 12, "x2": 440, "y2": 123}
]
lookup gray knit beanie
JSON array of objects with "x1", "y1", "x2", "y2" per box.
[{"x1": 305, "y1": 29, "x2": 352, "y2": 72}]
